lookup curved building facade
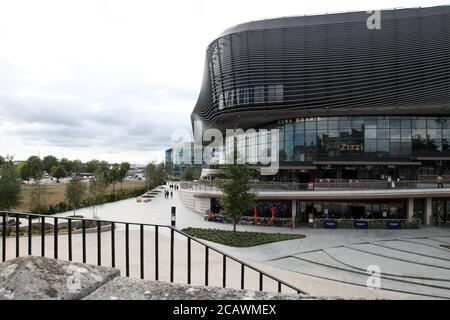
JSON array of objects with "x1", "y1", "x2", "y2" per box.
[{"x1": 192, "y1": 6, "x2": 450, "y2": 180}]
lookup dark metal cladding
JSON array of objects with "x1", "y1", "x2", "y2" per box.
[{"x1": 192, "y1": 6, "x2": 450, "y2": 132}]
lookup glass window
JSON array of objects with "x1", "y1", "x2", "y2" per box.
[
  {"x1": 328, "y1": 129, "x2": 339, "y2": 138},
  {"x1": 365, "y1": 118, "x2": 377, "y2": 128},
  {"x1": 400, "y1": 141, "x2": 412, "y2": 155},
  {"x1": 390, "y1": 128, "x2": 401, "y2": 140},
  {"x1": 401, "y1": 128, "x2": 412, "y2": 140},
  {"x1": 328, "y1": 120, "x2": 339, "y2": 130},
  {"x1": 365, "y1": 140, "x2": 377, "y2": 152},
  {"x1": 254, "y1": 86, "x2": 265, "y2": 104},
  {"x1": 390, "y1": 118, "x2": 401, "y2": 129},
  {"x1": 317, "y1": 118, "x2": 327, "y2": 130},
  {"x1": 427, "y1": 118, "x2": 440, "y2": 129},
  {"x1": 378, "y1": 119, "x2": 389, "y2": 128},
  {"x1": 305, "y1": 120, "x2": 316, "y2": 130},
  {"x1": 401, "y1": 117, "x2": 412, "y2": 128},
  {"x1": 276, "y1": 84, "x2": 284, "y2": 102},
  {"x1": 377, "y1": 140, "x2": 390, "y2": 153},
  {"x1": 377, "y1": 129, "x2": 389, "y2": 139},
  {"x1": 294, "y1": 131, "x2": 305, "y2": 146},
  {"x1": 427, "y1": 128, "x2": 440, "y2": 140},
  {"x1": 267, "y1": 85, "x2": 276, "y2": 103},
  {"x1": 412, "y1": 129, "x2": 426, "y2": 140},
  {"x1": 284, "y1": 139, "x2": 293, "y2": 161},
  {"x1": 295, "y1": 122, "x2": 304, "y2": 132},
  {"x1": 412, "y1": 118, "x2": 427, "y2": 128},
  {"x1": 390, "y1": 141, "x2": 401, "y2": 155},
  {"x1": 284, "y1": 128, "x2": 294, "y2": 141},
  {"x1": 443, "y1": 129, "x2": 450, "y2": 140},
  {"x1": 340, "y1": 118, "x2": 351, "y2": 129},
  {"x1": 305, "y1": 130, "x2": 316, "y2": 146},
  {"x1": 285, "y1": 123, "x2": 294, "y2": 132},
  {"x1": 365, "y1": 128, "x2": 377, "y2": 139}
]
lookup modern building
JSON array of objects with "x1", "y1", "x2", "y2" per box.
[
  {"x1": 165, "y1": 143, "x2": 203, "y2": 179},
  {"x1": 181, "y1": 6, "x2": 450, "y2": 227}
]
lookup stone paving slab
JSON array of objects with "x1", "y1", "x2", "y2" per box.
[
  {"x1": 293, "y1": 250, "x2": 450, "y2": 288},
  {"x1": 400, "y1": 238, "x2": 450, "y2": 249},
  {"x1": 324, "y1": 247, "x2": 450, "y2": 281},
  {"x1": 268, "y1": 257, "x2": 450, "y2": 299},
  {"x1": 372, "y1": 241, "x2": 450, "y2": 260},
  {"x1": 347, "y1": 244, "x2": 450, "y2": 269},
  {"x1": 0, "y1": 256, "x2": 120, "y2": 300},
  {"x1": 83, "y1": 277, "x2": 315, "y2": 300}
]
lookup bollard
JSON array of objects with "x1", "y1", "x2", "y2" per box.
[{"x1": 171, "y1": 206, "x2": 176, "y2": 227}]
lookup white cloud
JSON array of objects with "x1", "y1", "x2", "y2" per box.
[{"x1": 0, "y1": 0, "x2": 447, "y2": 163}]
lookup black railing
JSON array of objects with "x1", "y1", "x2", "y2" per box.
[{"x1": 0, "y1": 211, "x2": 304, "y2": 295}]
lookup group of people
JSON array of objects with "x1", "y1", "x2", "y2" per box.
[{"x1": 164, "y1": 183, "x2": 179, "y2": 199}]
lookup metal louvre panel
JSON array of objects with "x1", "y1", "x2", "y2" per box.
[{"x1": 191, "y1": 6, "x2": 450, "y2": 131}]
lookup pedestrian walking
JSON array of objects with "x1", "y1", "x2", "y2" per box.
[
  {"x1": 437, "y1": 175, "x2": 444, "y2": 188},
  {"x1": 170, "y1": 191, "x2": 173, "y2": 198}
]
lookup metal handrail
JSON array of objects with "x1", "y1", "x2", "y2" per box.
[{"x1": 0, "y1": 211, "x2": 305, "y2": 294}]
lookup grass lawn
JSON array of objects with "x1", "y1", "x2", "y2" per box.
[
  {"x1": 181, "y1": 227, "x2": 305, "y2": 247},
  {"x1": 440, "y1": 244, "x2": 450, "y2": 249},
  {"x1": 14, "y1": 180, "x2": 146, "y2": 212}
]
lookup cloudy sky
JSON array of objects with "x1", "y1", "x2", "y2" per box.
[{"x1": 0, "y1": 0, "x2": 447, "y2": 164}]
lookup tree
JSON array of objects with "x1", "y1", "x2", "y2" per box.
[
  {"x1": 146, "y1": 163, "x2": 166, "y2": 191},
  {"x1": 89, "y1": 168, "x2": 108, "y2": 217},
  {"x1": 26, "y1": 156, "x2": 44, "y2": 181},
  {"x1": 29, "y1": 181, "x2": 47, "y2": 214},
  {"x1": 51, "y1": 165, "x2": 68, "y2": 183},
  {"x1": 182, "y1": 166, "x2": 194, "y2": 181},
  {"x1": 60, "y1": 158, "x2": 73, "y2": 174},
  {"x1": 86, "y1": 160, "x2": 100, "y2": 174},
  {"x1": 65, "y1": 177, "x2": 86, "y2": 216},
  {"x1": 17, "y1": 162, "x2": 30, "y2": 182},
  {"x1": 42, "y1": 155, "x2": 59, "y2": 174},
  {"x1": 0, "y1": 158, "x2": 22, "y2": 210},
  {"x1": 119, "y1": 162, "x2": 130, "y2": 192},
  {"x1": 109, "y1": 164, "x2": 120, "y2": 193},
  {"x1": 70, "y1": 160, "x2": 83, "y2": 175},
  {"x1": 217, "y1": 136, "x2": 256, "y2": 232}
]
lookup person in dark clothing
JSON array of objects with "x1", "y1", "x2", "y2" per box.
[{"x1": 170, "y1": 191, "x2": 173, "y2": 198}]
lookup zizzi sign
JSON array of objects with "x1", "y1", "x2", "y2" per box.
[{"x1": 340, "y1": 143, "x2": 364, "y2": 152}]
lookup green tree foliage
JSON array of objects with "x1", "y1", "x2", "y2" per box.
[
  {"x1": 50, "y1": 165, "x2": 68, "y2": 183},
  {"x1": 29, "y1": 181, "x2": 47, "y2": 214},
  {"x1": 17, "y1": 162, "x2": 30, "y2": 181},
  {"x1": 65, "y1": 177, "x2": 86, "y2": 216},
  {"x1": 109, "y1": 164, "x2": 121, "y2": 192},
  {"x1": 0, "y1": 158, "x2": 22, "y2": 210},
  {"x1": 119, "y1": 162, "x2": 131, "y2": 192},
  {"x1": 60, "y1": 158, "x2": 73, "y2": 174},
  {"x1": 217, "y1": 137, "x2": 256, "y2": 232},
  {"x1": 26, "y1": 156, "x2": 44, "y2": 181},
  {"x1": 146, "y1": 163, "x2": 166, "y2": 190},
  {"x1": 42, "y1": 155, "x2": 59, "y2": 174},
  {"x1": 70, "y1": 160, "x2": 83, "y2": 175},
  {"x1": 89, "y1": 168, "x2": 108, "y2": 217},
  {"x1": 86, "y1": 160, "x2": 101, "y2": 174},
  {"x1": 182, "y1": 166, "x2": 194, "y2": 181}
]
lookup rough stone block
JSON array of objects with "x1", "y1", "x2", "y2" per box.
[{"x1": 0, "y1": 256, "x2": 120, "y2": 300}]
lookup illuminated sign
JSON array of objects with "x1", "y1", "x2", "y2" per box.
[{"x1": 340, "y1": 143, "x2": 364, "y2": 152}]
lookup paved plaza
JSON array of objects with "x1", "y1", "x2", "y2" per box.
[{"x1": 3, "y1": 186, "x2": 450, "y2": 299}]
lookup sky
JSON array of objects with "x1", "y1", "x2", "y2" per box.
[{"x1": 0, "y1": 0, "x2": 448, "y2": 164}]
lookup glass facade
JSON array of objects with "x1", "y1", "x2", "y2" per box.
[
  {"x1": 271, "y1": 116, "x2": 450, "y2": 162},
  {"x1": 224, "y1": 116, "x2": 450, "y2": 165},
  {"x1": 296, "y1": 200, "x2": 407, "y2": 221}
]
